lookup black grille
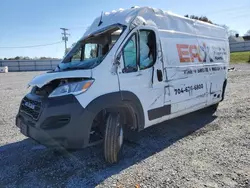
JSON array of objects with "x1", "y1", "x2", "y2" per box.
[{"x1": 20, "y1": 97, "x2": 42, "y2": 120}]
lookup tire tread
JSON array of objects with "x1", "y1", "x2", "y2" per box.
[{"x1": 104, "y1": 113, "x2": 121, "y2": 163}]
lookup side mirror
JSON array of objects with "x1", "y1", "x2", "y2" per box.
[{"x1": 157, "y1": 69, "x2": 163, "y2": 82}]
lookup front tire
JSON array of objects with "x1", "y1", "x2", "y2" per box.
[{"x1": 104, "y1": 113, "x2": 124, "y2": 164}]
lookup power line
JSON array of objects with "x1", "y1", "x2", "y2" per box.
[
  {"x1": 0, "y1": 41, "x2": 63, "y2": 49},
  {"x1": 69, "y1": 26, "x2": 88, "y2": 30},
  {"x1": 200, "y1": 5, "x2": 250, "y2": 15},
  {"x1": 230, "y1": 13, "x2": 250, "y2": 19}
]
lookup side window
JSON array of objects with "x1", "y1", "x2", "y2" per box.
[
  {"x1": 139, "y1": 30, "x2": 156, "y2": 69},
  {"x1": 122, "y1": 34, "x2": 137, "y2": 73},
  {"x1": 71, "y1": 43, "x2": 98, "y2": 63},
  {"x1": 84, "y1": 43, "x2": 98, "y2": 59},
  {"x1": 71, "y1": 46, "x2": 82, "y2": 62}
]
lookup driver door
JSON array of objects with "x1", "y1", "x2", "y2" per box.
[{"x1": 116, "y1": 28, "x2": 165, "y2": 128}]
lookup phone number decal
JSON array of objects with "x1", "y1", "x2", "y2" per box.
[{"x1": 174, "y1": 84, "x2": 204, "y2": 95}]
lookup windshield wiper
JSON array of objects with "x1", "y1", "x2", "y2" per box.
[{"x1": 61, "y1": 67, "x2": 87, "y2": 71}]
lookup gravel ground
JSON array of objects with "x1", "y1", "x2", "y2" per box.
[{"x1": 0, "y1": 64, "x2": 249, "y2": 188}]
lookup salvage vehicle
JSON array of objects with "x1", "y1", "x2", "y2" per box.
[{"x1": 16, "y1": 6, "x2": 229, "y2": 163}]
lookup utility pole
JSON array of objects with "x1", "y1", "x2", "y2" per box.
[{"x1": 60, "y1": 28, "x2": 70, "y2": 55}]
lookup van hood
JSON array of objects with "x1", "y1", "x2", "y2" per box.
[{"x1": 28, "y1": 69, "x2": 92, "y2": 88}]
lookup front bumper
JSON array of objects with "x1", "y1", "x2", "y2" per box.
[{"x1": 16, "y1": 93, "x2": 93, "y2": 149}]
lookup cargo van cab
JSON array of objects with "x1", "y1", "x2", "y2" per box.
[{"x1": 16, "y1": 6, "x2": 229, "y2": 163}]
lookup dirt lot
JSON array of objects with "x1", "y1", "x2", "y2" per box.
[{"x1": 0, "y1": 64, "x2": 249, "y2": 188}]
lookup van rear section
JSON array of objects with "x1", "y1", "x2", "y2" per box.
[
  {"x1": 16, "y1": 6, "x2": 229, "y2": 164},
  {"x1": 159, "y1": 21, "x2": 228, "y2": 121}
]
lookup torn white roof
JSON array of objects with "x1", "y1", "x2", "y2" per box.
[{"x1": 81, "y1": 6, "x2": 227, "y2": 40}]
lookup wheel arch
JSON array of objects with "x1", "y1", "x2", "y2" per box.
[{"x1": 84, "y1": 91, "x2": 145, "y2": 144}]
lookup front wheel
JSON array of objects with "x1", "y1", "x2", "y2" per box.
[{"x1": 104, "y1": 113, "x2": 124, "y2": 164}]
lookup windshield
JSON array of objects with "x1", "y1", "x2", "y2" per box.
[{"x1": 55, "y1": 26, "x2": 123, "y2": 71}]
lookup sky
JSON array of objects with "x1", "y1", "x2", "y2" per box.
[{"x1": 0, "y1": 0, "x2": 249, "y2": 59}]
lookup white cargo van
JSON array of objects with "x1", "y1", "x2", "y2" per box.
[{"x1": 16, "y1": 6, "x2": 229, "y2": 163}]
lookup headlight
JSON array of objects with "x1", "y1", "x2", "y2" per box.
[{"x1": 49, "y1": 80, "x2": 94, "y2": 98}]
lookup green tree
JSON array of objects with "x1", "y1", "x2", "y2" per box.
[
  {"x1": 184, "y1": 14, "x2": 213, "y2": 24},
  {"x1": 220, "y1": 24, "x2": 240, "y2": 37}
]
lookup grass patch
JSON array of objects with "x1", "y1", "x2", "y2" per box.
[{"x1": 230, "y1": 51, "x2": 250, "y2": 63}]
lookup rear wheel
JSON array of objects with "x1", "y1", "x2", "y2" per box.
[
  {"x1": 104, "y1": 112, "x2": 124, "y2": 164},
  {"x1": 203, "y1": 103, "x2": 219, "y2": 114}
]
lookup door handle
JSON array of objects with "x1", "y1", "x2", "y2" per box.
[
  {"x1": 157, "y1": 69, "x2": 163, "y2": 82},
  {"x1": 136, "y1": 73, "x2": 142, "y2": 76}
]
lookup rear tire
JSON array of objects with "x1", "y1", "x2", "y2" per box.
[
  {"x1": 204, "y1": 103, "x2": 219, "y2": 114},
  {"x1": 104, "y1": 113, "x2": 124, "y2": 164}
]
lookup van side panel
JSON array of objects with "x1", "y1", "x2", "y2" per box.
[
  {"x1": 160, "y1": 31, "x2": 208, "y2": 113},
  {"x1": 194, "y1": 21, "x2": 229, "y2": 105},
  {"x1": 158, "y1": 27, "x2": 228, "y2": 119}
]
